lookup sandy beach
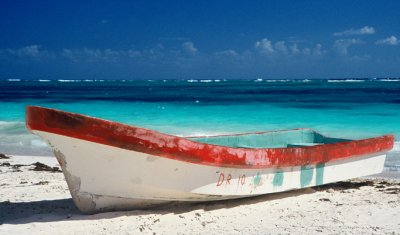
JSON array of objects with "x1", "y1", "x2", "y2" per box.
[{"x1": 0, "y1": 155, "x2": 399, "y2": 234}]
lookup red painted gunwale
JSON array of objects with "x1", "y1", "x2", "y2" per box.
[{"x1": 26, "y1": 106, "x2": 394, "y2": 169}]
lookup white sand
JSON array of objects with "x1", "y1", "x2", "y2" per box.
[{"x1": 1, "y1": 155, "x2": 400, "y2": 234}]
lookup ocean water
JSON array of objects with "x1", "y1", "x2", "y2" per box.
[{"x1": 1, "y1": 78, "x2": 399, "y2": 172}]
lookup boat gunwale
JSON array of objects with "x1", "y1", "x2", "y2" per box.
[
  {"x1": 25, "y1": 106, "x2": 394, "y2": 169},
  {"x1": 184, "y1": 127, "x2": 314, "y2": 139}
]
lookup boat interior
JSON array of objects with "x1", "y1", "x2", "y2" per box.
[{"x1": 188, "y1": 129, "x2": 351, "y2": 148}]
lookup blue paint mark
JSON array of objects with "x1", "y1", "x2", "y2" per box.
[
  {"x1": 300, "y1": 165, "x2": 314, "y2": 187},
  {"x1": 316, "y1": 163, "x2": 325, "y2": 186},
  {"x1": 273, "y1": 170, "x2": 284, "y2": 187},
  {"x1": 253, "y1": 172, "x2": 261, "y2": 186}
]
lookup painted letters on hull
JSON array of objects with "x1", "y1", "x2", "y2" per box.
[{"x1": 35, "y1": 131, "x2": 386, "y2": 213}]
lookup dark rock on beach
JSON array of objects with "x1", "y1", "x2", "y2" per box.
[
  {"x1": 30, "y1": 162, "x2": 62, "y2": 173},
  {"x1": 0, "y1": 153, "x2": 10, "y2": 159},
  {"x1": 313, "y1": 180, "x2": 375, "y2": 191}
]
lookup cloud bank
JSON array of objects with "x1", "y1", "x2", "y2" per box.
[
  {"x1": 333, "y1": 39, "x2": 363, "y2": 55},
  {"x1": 0, "y1": 30, "x2": 398, "y2": 79},
  {"x1": 253, "y1": 38, "x2": 326, "y2": 57},
  {"x1": 181, "y1": 41, "x2": 198, "y2": 56},
  {"x1": 376, "y1": 36, "x2": 399, "y2": 46},
  {"x1": 334, "y1": 26, "x2": 375, "y2": 36}
]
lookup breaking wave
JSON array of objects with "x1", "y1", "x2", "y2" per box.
[
  {"x1": 0, "y1": 121, "x2": 52, "y2": 156},
  {"x1": 327, "y1": 79, "x2": 365, "y2": 83}
]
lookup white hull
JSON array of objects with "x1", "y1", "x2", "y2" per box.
[{"x1": 35, "y1": 130, "x2": 387, "y2": 213}]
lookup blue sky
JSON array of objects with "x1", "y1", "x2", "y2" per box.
[{"x1": 0, "y1": 0, "x2": 399, "y2": 79}]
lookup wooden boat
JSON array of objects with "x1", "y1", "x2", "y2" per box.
[{"x1": 26, "y1": 106, "x2": 394, "y2": 213}]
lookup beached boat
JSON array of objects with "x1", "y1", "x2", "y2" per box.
[{"x1": 26, "y1": 106, "x2": 394, "y2": 213}]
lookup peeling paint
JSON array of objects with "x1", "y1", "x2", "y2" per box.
[
  {"x1": 316, "y1": 163, "x2": 325, "y2": 186},
  {"x1": 53, "y1": 149, "x2": 97, "y2": 213},
  {"x1": 26, "y1": 106, "x2": 394, "y2": 169},
  {"x1": 25, "y1": 106, "x2": 393, "y2": 213},
  {"x1": 300, "y1": 165, "x2": 314, "y2": 188},
  {"x1": 253, "y1": 172, "x2": 262, "y2": 186},
  {"x1": 36, "y1": 129, "x2": 388, "y2": 213},
  {"x1": 74, "y1": 192, "x2": 97, "y2": 213},
  {"x1": 273, "y1": 170, "x2": 284, "y2": 187}
]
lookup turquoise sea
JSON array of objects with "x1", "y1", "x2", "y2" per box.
[{"x1": 1, "y1": 78, "x2": 399, "y2": 172}]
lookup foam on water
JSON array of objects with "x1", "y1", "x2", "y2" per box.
[
  {"x1": 0, "y1": 121, "x2": 26, "y2": 134},
  {"x1": 378, "y1": 79, "x2": 400, "y2": 82},
  {"x1": 392, "y1": 141, "x2": 400, "y2": 152},
  {"x1": 265, "y1": 79, "x2": 291, "y2": 82},
  {"x1": 30, "y1": 139, "x2": 49, "y2": 148},
  {"x1": 328, "y1": 79, "x2": 365, "y2": 83},
  {"x1": 58, "y1": 79, "x2": 78, "y2": 82},
  {"x1": 0, "y1": 121, "x2": 52, "y2": 156},
  {"x1": 385, "y1": 142, "x2": 400, "y2": 172}
]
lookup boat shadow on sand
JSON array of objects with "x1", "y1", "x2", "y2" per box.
[{"x1": 1, "y1": 180, "x2": 390, "y2": 225}]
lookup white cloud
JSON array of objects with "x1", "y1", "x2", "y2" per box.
[
  {"x1": 62, "y1": 48, "x2": 108, "y2": 62},
  {"x1": 127, "y1": 50, "x2": 141, "y2": 58},
  {"x1": 254, "y1": 38, "x2": 274, "y2": 54},
  {"x1": 0, "y1": 45, "x2": 50, "y2": 59},
  {"x1": 274, "y1": 41, "x2": 288, "y2": 54},
  {"x1": 146, "y1": 44, "x2": 164, "y2": 58},
  {"x1": 302, "y1": 48, "x2": 311, "y2": 55},
  {"x1": 254, "y1": 37, "x2": 325, "y2": 58},
  {"x1": 214, "y1": 49, "x2": 238, "y2": 57},
  {"x1": 313, "y1": 44, "x2": 326, "y2": 56},
  {"x1": 61, "y1": 48, "x2": 141, "y2": 62},
  {"x1": 181, "y1": 41, "x2": 198, "y2": 56},
  {"x1": 0, "y1": 39, "x2": 329, "y2": 70},
  {"x1": 333, "y1": 38, "x2": 363, "y2": 55},
  {"x1": 16, "y1": 45, "x2": 42, "y2": 57},
  {"x1": 290, "y1": 44, "x2": 300, "y2": 55},
  {"x1": 376, "y1": 36, "x2": 399, "y2": 45},
  {"x1": 61, "y1": 49, "x2": 76, "y2": 61},
  {"x1": 334, "y1": 26, "x2": 375, "y2": 36},
  {"x1": 347, "y1": 54, "x2": 371, "y2": 62}
]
